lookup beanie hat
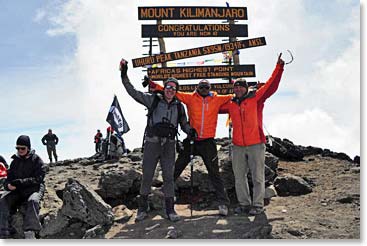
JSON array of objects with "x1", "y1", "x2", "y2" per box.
[
  {"x1": 164, "y1": 77, "x2": 179, "y2": 91},
  {"x1": 233, "y1": 78, "x2": 248, "y2": 90},
  {"x1": 16, "y1": 135, "x2": 31, "y2": 149}
]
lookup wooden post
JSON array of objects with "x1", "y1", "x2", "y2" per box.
[{"x1": 157, "y1": 20, "x2": 167, "y2": 68}]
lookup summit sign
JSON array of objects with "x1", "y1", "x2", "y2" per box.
[{"x1": 138, "y1": 6, "x2": 247, "y2": 20}]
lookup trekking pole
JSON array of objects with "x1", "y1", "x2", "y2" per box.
[{"x1": 190, "y1": 139, "x2": 194, "y2": 218}]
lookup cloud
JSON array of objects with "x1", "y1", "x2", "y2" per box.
[{"x1": 267, "y1": 108, "x2": 358, "y2": 157}]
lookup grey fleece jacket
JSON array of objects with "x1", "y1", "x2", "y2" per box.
[{"x1": 121, "y1": 75, "x2": 192, "y2": 141}]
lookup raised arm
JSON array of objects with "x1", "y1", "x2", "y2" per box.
[
  {"x1": 120, "y1": 59, "x2": 155, "y2": 107},
  {"x1": 256, "y1": 54, "x2": 285, "y2": 101}
]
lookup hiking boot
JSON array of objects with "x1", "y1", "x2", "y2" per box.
[
  {"x1": 234, "y1": 205, "x2": 251, "y2": 215},
  {"x1": 249, "y1": 206, "x2": 264, "y2": 215},
  {"x1": 24, "y1": 231, "x2": 36, "y2": 239},
  {"x1": 135, "y1": 194, "x2": 149, "y2": 222},
  {"x1": 165, "y1": 197, "x2": 181, "y2": 222},
  {"x1": 135, "y1": 210, "x2": 148, "y2": 222},
  {"x1": 167, "y1": 212, "x2": 181, "y2": 222},
  {"x1": 218, "y1": 205, "x2": 229, "y2": 216}
]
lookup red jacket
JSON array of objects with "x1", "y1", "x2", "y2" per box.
[
  {"x1": 151, "y1": 83, "x2": 232, "y2": 139},
  {"x1": 220, "y1": 64, "x2": 284, "y2": 146}
]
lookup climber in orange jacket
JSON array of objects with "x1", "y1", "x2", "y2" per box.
[
  {"x1": 220, "y1": 54, "x2": 285, "y2": 215},
  {"x1": 150, "y1": 79, "x2": 232, "y2": 216}
]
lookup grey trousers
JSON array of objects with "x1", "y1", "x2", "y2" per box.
[
  {"x1": 232, "y1": 143, "x2": 265, "y2": 208},
  {"x1": 140, "y1": 140, "x2": 176, "y2": 198}
]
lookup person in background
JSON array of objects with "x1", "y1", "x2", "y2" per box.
[
  {"x1": 94, "y1": 130, "x2": 103, "y2": 153},
  {"x1": 0, "y1": 135, "x2": 46, "y2": 239},
  {"x1": 41, "y1": 129, "x2": 59, "y2": 163}
]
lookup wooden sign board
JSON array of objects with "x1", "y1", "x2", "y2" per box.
[
  {"x1": 147, "y1": 65, "x2": 255, "y2": 80},
  {"x1": 138, "y1": 6, "x2": 247, "y2": 20},
  {"x1": 142, "y1": 24, "x2": 248, "y2": 38},
  {"x1": 132, "y1": 37, "x2": 266, "y2": 67},
  {"x1": 179, "y1": 82, "x2": 258, "y2": 94}
]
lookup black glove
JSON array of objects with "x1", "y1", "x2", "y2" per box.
[
  {"x1": 142, "y1": 75, "x2": 150, "y2": 88},
  {"x1": 120, "y1": 58, "x2": 128, "y2": 77},
  {"x1": 188, "y1": 128, "x2": 198, "y2": 139},
  {"x1": 10, "y1": 179, "x2": 22, "y2": 187}
]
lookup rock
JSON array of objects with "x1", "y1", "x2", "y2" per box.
[
  {"x1": 265, "y1": 152, "x2": 279, "y2": 172},
  {"x1": 274, "y1": 175, "x2": 312, "y2": 196},
  {"x1": 61, "y1": 178, "x2": 114, "y2": 226},
  {"x1": 337, "y1": 194, "x2": 359, "y2": 204},
  {"x1": 265, "y1": 185, "x2": 277, "y2": 199},
  {"x1": 322, "y1": 149, "x2": 352, "y2": 162},
  {"x1": 112, "y1": 205, "x2": 133, "y2": 223},
  {"x1": 166, "y1": 226, "x2": 179, "y2": 239},
  {"x1": 149, "y1": 188, "x2": 165, "y2": 210},
  {"x1": 83, "y1": 225, "x2": 105, "y2": 239},
  {"x1": 266, "y1": 136, "x2": 304, "y2": 161},
  {"x1": 98, "y1": 166, "x2": 142, "y2": 199},
  {"x1": 350, "y1": 167, "x2": 360, "y2": 174},
  {"x1": 353, "y1": 156, "x2": 360, "y2": 165},
  {"x1": 128, "y1": 153, "x2": 143, "y2": 162},
  {"x1": 39, "y1": 212, "x2": 69, "y2": 238}
]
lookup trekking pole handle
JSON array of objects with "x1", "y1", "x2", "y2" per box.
[{"x1": 189, "y1": 140, "x2": 194, "y2": 165}]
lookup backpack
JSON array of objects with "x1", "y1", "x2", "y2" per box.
[{"x1": 142, "y1": 92, "x2": 184, "y2": 151}]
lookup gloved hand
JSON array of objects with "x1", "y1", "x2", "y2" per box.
[
  {"x1": 188, "y1": 128, "x2": 198, "y2": 140},
  {"x1": 10, "y1": 179, "x2": 22, "y2": 187},
  {"x1": 142, "y1": 75, "x2": 151, "y2": 87},
  {"x1": 120, "y1": 58, "x2": 128, "y2": 77}
]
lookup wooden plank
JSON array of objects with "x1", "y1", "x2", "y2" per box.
[
  {"x1": 147, "y1": 65, "x2": 255, "y2": 80},
  {"x1": 179, "y1": 82, "x2": 258, "y2": 94},
  {"x1": 138, "y1": 6, "x2": 247, "y2": 20},
  {"x1": 132, "y1": 37, "x2": 266, "y2": 67},
  {"x1": 142, "y1": 24, "x2": 248, "y2": 38}
]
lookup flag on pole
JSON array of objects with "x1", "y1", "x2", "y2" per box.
[{"x1": 106, "y1": 95, "x2": 130, "y2": 136}]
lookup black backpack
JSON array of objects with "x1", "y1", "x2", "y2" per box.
[{"x1": 142, "y1": 92, "x2": 184, "y2": 151}]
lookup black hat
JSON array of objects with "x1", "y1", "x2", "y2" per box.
[
  {"x1": 164, "y1": 77, "x2": 179, "y2": 91},
  {"x1": 233, "y1": 78, "x2": 248, "y2": 89},
  {"x1": 16, "y1": 135, "x2": 31, "y2": 149}
]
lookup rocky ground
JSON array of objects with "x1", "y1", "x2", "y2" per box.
[{"x1": 1, "y1": 137, "x2": 360, "y2": 239}]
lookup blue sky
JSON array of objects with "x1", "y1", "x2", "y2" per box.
[{"x1": 0, "y1": 0, "x2": 362, "y2": 163}]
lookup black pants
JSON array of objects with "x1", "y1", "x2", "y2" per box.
[
  {"x1": 174, "y1": 138, "x2": 230, "y2": 206},
  {"x1": 0, "y1": 187, "x2": 44, "y2": 237},
  {"x1": 47, "y1": 145, "x2": 57, "y2": 162},
  {"x1": 95, "y1": 142, "x2": 101, "y2": 153}
]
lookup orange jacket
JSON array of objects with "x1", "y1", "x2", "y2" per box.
[
  {"x1": 220, "y1": 64, "x2": 284, "y2": 146},
  {"x1": 152, "y1": 83, "x2": 232, "y2": 139}
]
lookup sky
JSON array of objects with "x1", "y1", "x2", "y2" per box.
[{"x1": 0, "y1": 0, "x2": 362, "y2": 163}]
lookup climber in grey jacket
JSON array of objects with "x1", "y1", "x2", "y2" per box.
[{"x1": 119, "y1": 58, "x2": 195, "y2": 222}]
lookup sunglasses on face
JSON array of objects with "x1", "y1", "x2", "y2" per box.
[
  {"x1": 165, "y1": 85, "x2": 177, "y2": 90},
  {"x1": 15, "y1": 146, "x2": 26, "y2": 151},
  {"x1": 198, "y1": 85, "x2": 210, "y2": 90}
]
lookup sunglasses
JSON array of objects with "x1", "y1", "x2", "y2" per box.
[
  {"x1": 165, "y1": 85, "x2": 177, "y2": 90},
  {"x1": 15, "y1": 146, "x2": 27, "y2": 151},
  {"x1": 198, "y1": 85, "x2": 210, "y2": 90}
]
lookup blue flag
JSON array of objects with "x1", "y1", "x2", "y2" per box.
[{"x1": 106, "y1": 95, "x2": 130, "y2": 136}]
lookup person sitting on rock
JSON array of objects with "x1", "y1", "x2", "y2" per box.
[
  {"x1": 0, "y1": 135, "x2": 46, "y2": 239},
  {"x1": 119, "y1": 58, "x2": 194, "y2": 222},
  {"x1": 220, "y1": 54, "x2": 285, "y2": 216}
]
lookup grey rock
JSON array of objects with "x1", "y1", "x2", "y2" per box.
[
  {"x1": 98, "y1": 166, "x2": 142, "y2": 199},
  {"x1": 274, "y1": 175, "x2": 312, "y2": 196},
  {"x1": 83, "y1": 225, "x2": 106, "y2": 239},
  {"x1": 61, "y1": 178, "x2": 114, "y2": 226}
]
